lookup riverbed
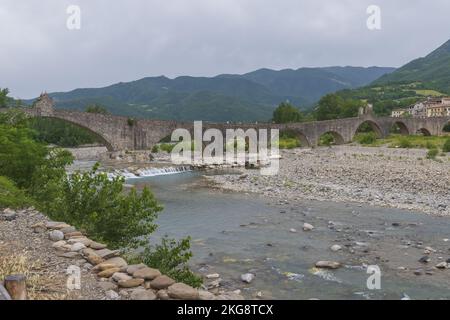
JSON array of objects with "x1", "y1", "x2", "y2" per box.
[{"x1": 126, "y1": 170, "x2": 450, "y2": 300}]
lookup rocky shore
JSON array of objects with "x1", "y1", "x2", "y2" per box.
[
  {"x1": 206, "y1": 146, "x2": 450, "y2": 216},
  {"x1": 0, "y1": 208, "x2": 243, "y2": 300}
]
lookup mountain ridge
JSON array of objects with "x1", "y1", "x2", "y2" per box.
[{"x1": 28, "y1": 66, "x2": 395, "y2": 122}]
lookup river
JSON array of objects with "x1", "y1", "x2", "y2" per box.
[{"x1": 122, "y1": 169, "x2": 450, "y2": 300}]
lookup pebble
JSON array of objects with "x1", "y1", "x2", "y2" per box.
[
  {"x1": 240, "y1": 273, "x2": 255, "y2": 283},
  {"x1": 303, "y1": 223, "x2": 314, "y2": 231},
  {"x1": 70, "y1": 242, "x2": 87, "y2": 252},
  {"x1": 105, "y1": 290, "x2": 120, "y2": 300},
  {"x1": 49, "y1": 230, "x2": 64, "y2": 241},
  {"x1": 130, "y1": 289, "x2": 157, "y2": 300},
  {"x1": 419, "y1": 256, "x2": 431, "y2": 264},
  {"x1": 330, "y1": 245, "x2": 342, "y2": 252},
  {"x1": 199, "y1": 290, "x2": 216, "y2": 300},
  {"x1": 157, "y1": 289, "x2": 170, "y2": 300},
  {"x1": 97, "y1": 281, "x2": 118, "y2": 291},
  {"x1": 435, "y1": 262, "x2": 448, "y2": 269}
]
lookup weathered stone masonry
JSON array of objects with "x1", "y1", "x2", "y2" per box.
[{"x1": 21, "y1": 94, "x2": 450, "y2": 151}]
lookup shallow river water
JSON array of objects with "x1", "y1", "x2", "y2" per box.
[{"x1": 124, "y1": 169, "x2": 450, "y2": 300}]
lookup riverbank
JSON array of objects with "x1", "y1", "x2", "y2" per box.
[
  {"x1": 206, "y1": 145, "x2": 450, "y2": 216},
  {"x1": 0, "y1": 207, "x2": 243, "y2": 300}
]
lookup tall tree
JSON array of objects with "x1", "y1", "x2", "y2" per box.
[
  {"x1": 0, "y1": 88, "x2": 10, "y2": 108},
  {"x1": 272, "y1": 102, "x2": 303, "y2": 123}
]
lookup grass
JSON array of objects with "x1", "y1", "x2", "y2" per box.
[
  {"x1": 414, "y1": 89, "x2": 445, "y2": 96},
  {"x1": 278, "y1": 137, "x2": 301, "y2": 149},
  {"x1": 0, "y1": 246, "x2": 66, "y2": 300},
  {"x1": 355, "y1": 134, "x2": 450, "y2": 150}
]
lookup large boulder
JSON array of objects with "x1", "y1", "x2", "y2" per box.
[
  {"x1": 149, "y1": 275, "x2": 176, "y2": 290},
  {"x1": 98, "y1": 268, "x2": 121, "y2": 278},
  {"x1": 130, "y1": 289, "x2": 157, "y2": 300},
  {"x1": 118, "y1": 278, "x2": 144, "y2": 288},
  {"x1": 133, "y1": 267, "x2": 161, "y2": 280},
  {"x1": 167, "y1": 283, "x2": 199, "y2": 300},
  {"x1": 103, "y1": 257, "x2": 128, "y2": 268}
]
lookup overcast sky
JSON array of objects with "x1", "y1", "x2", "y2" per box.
[{"x1": 1, "y1": 0, "x2": 450, "y2": 98}]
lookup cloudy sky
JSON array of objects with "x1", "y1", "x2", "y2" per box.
[{"x1": 1, "y1": 0, "x2": 450, "y2": 98}]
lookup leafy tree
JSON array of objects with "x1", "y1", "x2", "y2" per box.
[
  {"x1": 43, "y1": 164, "x2": 163, "y2": 249},
  {"x1": 272, "y1": 102, "x2": 303, "y2": 123},
  {"x1": 85, "y1": 104, "x2": 109, "y2": 115},
  {"x1": 0, "y1": 176, "x2": 33, "y2": 209},
  {"x1": 0, "y1": 109, "x2": 73, "y2": 191},
  {"x1": 0, "y1": 88, "x2": 10, "y2": 108},
  {"x1": 28, "y1": 118, "x2": 99, "y2": 147},
  {"x1": 315, "y1": 94, "x2": 365, "y2": 121}
]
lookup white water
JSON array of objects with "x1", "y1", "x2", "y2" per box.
[{"x1": 107, "y1": 166, "x2": 192, "y2": 179}]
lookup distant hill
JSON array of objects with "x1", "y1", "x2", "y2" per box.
[
  {"x1": 374, "y1": 39, "x2": 450, "y2": 93},
  {"x1": 27, "y1": 66, "x2": 394, "y2": 122},
  {"x1": 336, "y1": 39, "x2": 450, "y2": 116}
]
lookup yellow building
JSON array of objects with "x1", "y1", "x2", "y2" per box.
[{"x1": 426, "y1": 104, "x2": 450, "y2": 117}]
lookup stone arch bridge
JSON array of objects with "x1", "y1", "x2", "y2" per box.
[{"x1": 21, "y1": 106, "x2": 450, "y2": 152}]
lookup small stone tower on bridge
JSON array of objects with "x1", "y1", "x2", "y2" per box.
[{"x1": 33, "y1": 93, "x2": 54, "y2": 116}]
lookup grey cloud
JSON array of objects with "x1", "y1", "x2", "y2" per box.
[{"x1": 1, "y1": 0, "x2": 450, "y2": 98}]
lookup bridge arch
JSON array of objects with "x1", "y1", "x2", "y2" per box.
[
  {"x1": 354, "y1": 120, "x2": 383, "y2": 138},
  {"x1": 42, "y1": 116, "x2": 115, "y2": 151},
  {"x1": 416, "y1": 128, "x2": 432, "y2": 136},
  {"x1": 280, "y1": 129, "x2": 311, "y2": 148},
  {"x1": 319, "y1": 131, "x2": 345, "y2": 145},
  {"x1": 442, "y1": 120, "x2": 450, "y2": 134},
  {"x1": 391, "y1": 121, "x2": 409, "y2": 135}
]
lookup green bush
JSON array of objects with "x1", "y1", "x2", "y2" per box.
[
  {"x1": 85, "y1": 104, "x2": 109, "y2": 115},
  {"x1": 0, "y1": 176, "x2": 33, "y2": 209},
  {"x1": 426, "y1": 148, "x2": 439, "y2": 159},
  {"x1": 159, "y1": 143, "x2": 175, "y2": 153},
  {"x1": 151, "y1": 145, "x2": 159, "y2": 153},
  {"x1": 319, "y1": 133, "x2": 335, "y2": 146},
  {"x1": 139, "y1": 236, "x2": 202, "y2": 288},
  {"x1": 28, "y1": 118, "x2": 100, "y2": 147},
  {"x1": 396, "y1": 136, "x2": 413, "y2": 148},
  {"x1": 354, "y1": 132, "x2": 377, "y2": 145},
  {"x1": 443, "y1": 138, "x2": 450, "y2": 153},
  {"x1": 43, "y1": 164, "x2": 163, "y2": 249},
  {"x1": 278, "y1": 137, "x2": 301, "y2": 149}
]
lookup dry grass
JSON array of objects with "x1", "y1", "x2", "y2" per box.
[{"x1": 0, "y1": 244, "x2": 67, "y2": 300}]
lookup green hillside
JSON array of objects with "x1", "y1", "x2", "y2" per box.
[
  {"x1": 374, "y1": 39, "x2": 450, "y2": 93},
  {"x1": 25, "y1": 66, "x2": 394, "y2": 122},
  {"x1": 336, "y1": 39, "x2": 450, "y2": 116}
]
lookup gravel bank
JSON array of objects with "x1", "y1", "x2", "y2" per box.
[{"x1": 207, "y1": 146, "x2": 450, "y2": 216}]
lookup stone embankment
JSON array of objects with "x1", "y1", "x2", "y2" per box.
[
  {"x1": 0, "y1": 208, "x2": 243, "y2": 300},
  {"x1": 207, "y1": 146, "x2": 450, "y2": 216}
]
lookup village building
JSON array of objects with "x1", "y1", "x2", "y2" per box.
[{"x1": 391, "y1": 96, "x2": 450, "y2": 118}]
